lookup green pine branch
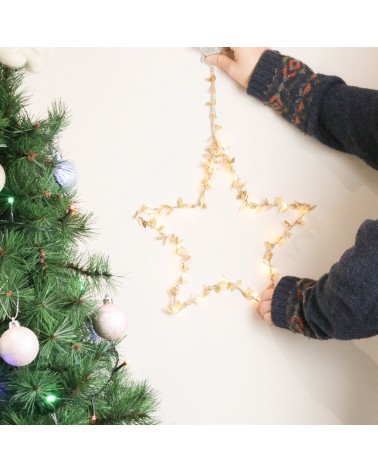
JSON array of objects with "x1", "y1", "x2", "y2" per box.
[{"x1": 0, "y1": 64, "x2": 159, "y2": 425}]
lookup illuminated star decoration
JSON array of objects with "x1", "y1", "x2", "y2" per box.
[{"x1": 135, "y1": 66, "x2": 316, "y2": 314}]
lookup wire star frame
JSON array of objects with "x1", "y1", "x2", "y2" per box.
[{"x1": 135, "y1": 66, "x2": 316, "y2": 314}]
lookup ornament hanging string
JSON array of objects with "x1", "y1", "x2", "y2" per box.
[
  {"x1": 0, "y1": 279, "x2": 20, "y2": 325},
  {"x1": 135, "y1": 66, "x2": 316, "y2": 314}
]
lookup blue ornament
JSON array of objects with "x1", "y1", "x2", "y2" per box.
[
  {"x1": 89, "y1": 323, "x2": 101, "y2": 343},
  {"x1": 54, "y1": 153, "x2": 77, "y2": 189}
]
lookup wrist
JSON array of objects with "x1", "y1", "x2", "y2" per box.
[{"x1": 246, "y1": 50, "x2": 282, "y2": 99}]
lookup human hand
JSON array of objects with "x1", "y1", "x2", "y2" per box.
[
  {"x1": 256, "y1": 287, "x2": 274, "y2": 324},
  {"x1": 204, "y1": 47, "x2": 269, "y2": 88}
]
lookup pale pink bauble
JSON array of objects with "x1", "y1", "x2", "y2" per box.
[
  {"x1": 92, "y1": 303, "x2": 128, "y2": 340},
  {"x1": 0, "y1": 326, "x2": 39, "y2": 367},
  {"x1": 0, "y1": 164, "x2": 5, "y2": 192}
]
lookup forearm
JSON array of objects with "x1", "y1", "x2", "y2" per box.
[
  {"x1": 247, "y1": 50, "x2": 378, "y2": 168},
  {"x1": 271, "y1": 219, "x2": 378, "y2": 340}
]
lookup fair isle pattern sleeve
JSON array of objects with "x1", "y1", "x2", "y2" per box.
[
  {"x1": 246, "y1": 50, "x2": 339, "y2": 133},
  {"x1": 247, "y1": 50, "x2": 378, "y2": 169},
  {"x1": 251, "y1": 53, "x2": 321, "y2": 131},
  {"x1": 270, "y1": 276, "x2": 327, "y2": 339}
]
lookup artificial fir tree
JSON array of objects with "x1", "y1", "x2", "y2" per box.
[{"x1": 0, "y1": 64, "x2": 158, "y2": 424}]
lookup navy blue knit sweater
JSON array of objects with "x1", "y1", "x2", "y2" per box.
[{"x1": 247, "y1": 50, "x2": 378, "y2": 340}]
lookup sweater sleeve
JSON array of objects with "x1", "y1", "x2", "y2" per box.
[
  {"x1": 247, "y1": 51, "x2": 378, "y2": 340},
  {"x1": 247, "y1": 50, "x2": 378, "y2": 169},
  {"x1": 271, "y1": 220, "x2": 378, "y2": 340}
]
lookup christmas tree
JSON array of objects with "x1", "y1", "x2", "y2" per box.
[{"x1": 0, "y1": 64, "x2": 158, "y2": 424}]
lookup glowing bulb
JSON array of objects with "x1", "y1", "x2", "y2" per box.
[
  {"x1": 252, "y1": 291, "x2": 260, "y2": 301},
  {"x1": 46, "y1": 394, "x2": 57, "y2": 403},
  {"x1": 7, "y1": 197, "x2": 15, "y2": 204},
  {"x1": 281, "y1": 202, "x2": 288, "y2": 211}
]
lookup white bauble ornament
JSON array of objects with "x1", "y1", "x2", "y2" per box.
[
  {"x1": 0, "y1": 319, "x2": 39, "y2": 367},
  {"x1": 0, "y1": 47, "x2": 53, "y2": 72},
  {"x1": 54, "y1": 153, "x2": 77, "y2": 189},
  {"x1": 0, "y1": 164, "x2": 5, "y2": 192},
  {"x1": 92, "y1": 296, "x2": 128, "y2": 341}
]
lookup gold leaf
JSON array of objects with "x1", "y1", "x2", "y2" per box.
[
  {"x1": 202, "y1": 289, "x2": 210, "y2": 297},
  {"x1": 237, "y1": 190, "x2": 247, "y2": 200},
  {"x1": 178, "y1": 247, "x2": 188, "y2": 256},
  {"x1": 169, "y1": 303, "x2": 179, "y2": 314},
  {"x1": 264, "y1": 251, "x2": 273, "y2": 261},
  {"x1": 138, "y1": 217, "x2": 147, "y2": 228},
  {"x1": 149, "y1": 219, "x2": 157, "y2": 228},
  {"x1": 170, "y1": 287, "x2": 178, "y2": 297},
  {"x1": 243, "y1": 289, "x2": 259, "y2": 300}
]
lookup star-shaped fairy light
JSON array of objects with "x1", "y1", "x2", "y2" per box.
[{"x1": 135, "y1": 66, "x2": 316, "y2": 314}]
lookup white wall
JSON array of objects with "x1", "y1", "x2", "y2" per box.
[{"x1": 25, "y1": 48, "x2": 378, "y2": 424}]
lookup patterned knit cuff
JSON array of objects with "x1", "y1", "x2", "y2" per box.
[
  {"x1": 271, "y1": 276, "x2": 299, "y2": 329},
  {"x1": 247, "y1": 50, "x2": 323, "y2": 133},
  {"x1": 272, "y1": 276, "x2": 320, "y2": 338},
  {"x1": 247, "y1": 50, "x2": 283, "y2": 101}
]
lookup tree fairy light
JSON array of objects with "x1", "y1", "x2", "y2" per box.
[
  {"x1": 135, "y1": 66, "x2": 316, "y2": 314},
  {"x1": 46, "y1": 394, "x2": 57, "y2": 404}
]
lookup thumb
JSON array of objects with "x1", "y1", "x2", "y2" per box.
[{"x1": 204, "y1": 53, "x2": 235, "y2": 74}]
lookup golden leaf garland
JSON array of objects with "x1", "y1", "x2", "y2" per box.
[{"x1": 135, "y1": 66, "x2": 316, "y2": 314}]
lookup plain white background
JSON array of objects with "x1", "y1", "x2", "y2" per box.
[{"x1": 24, "y1": 48, "x2": 378, "y2": 425}]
